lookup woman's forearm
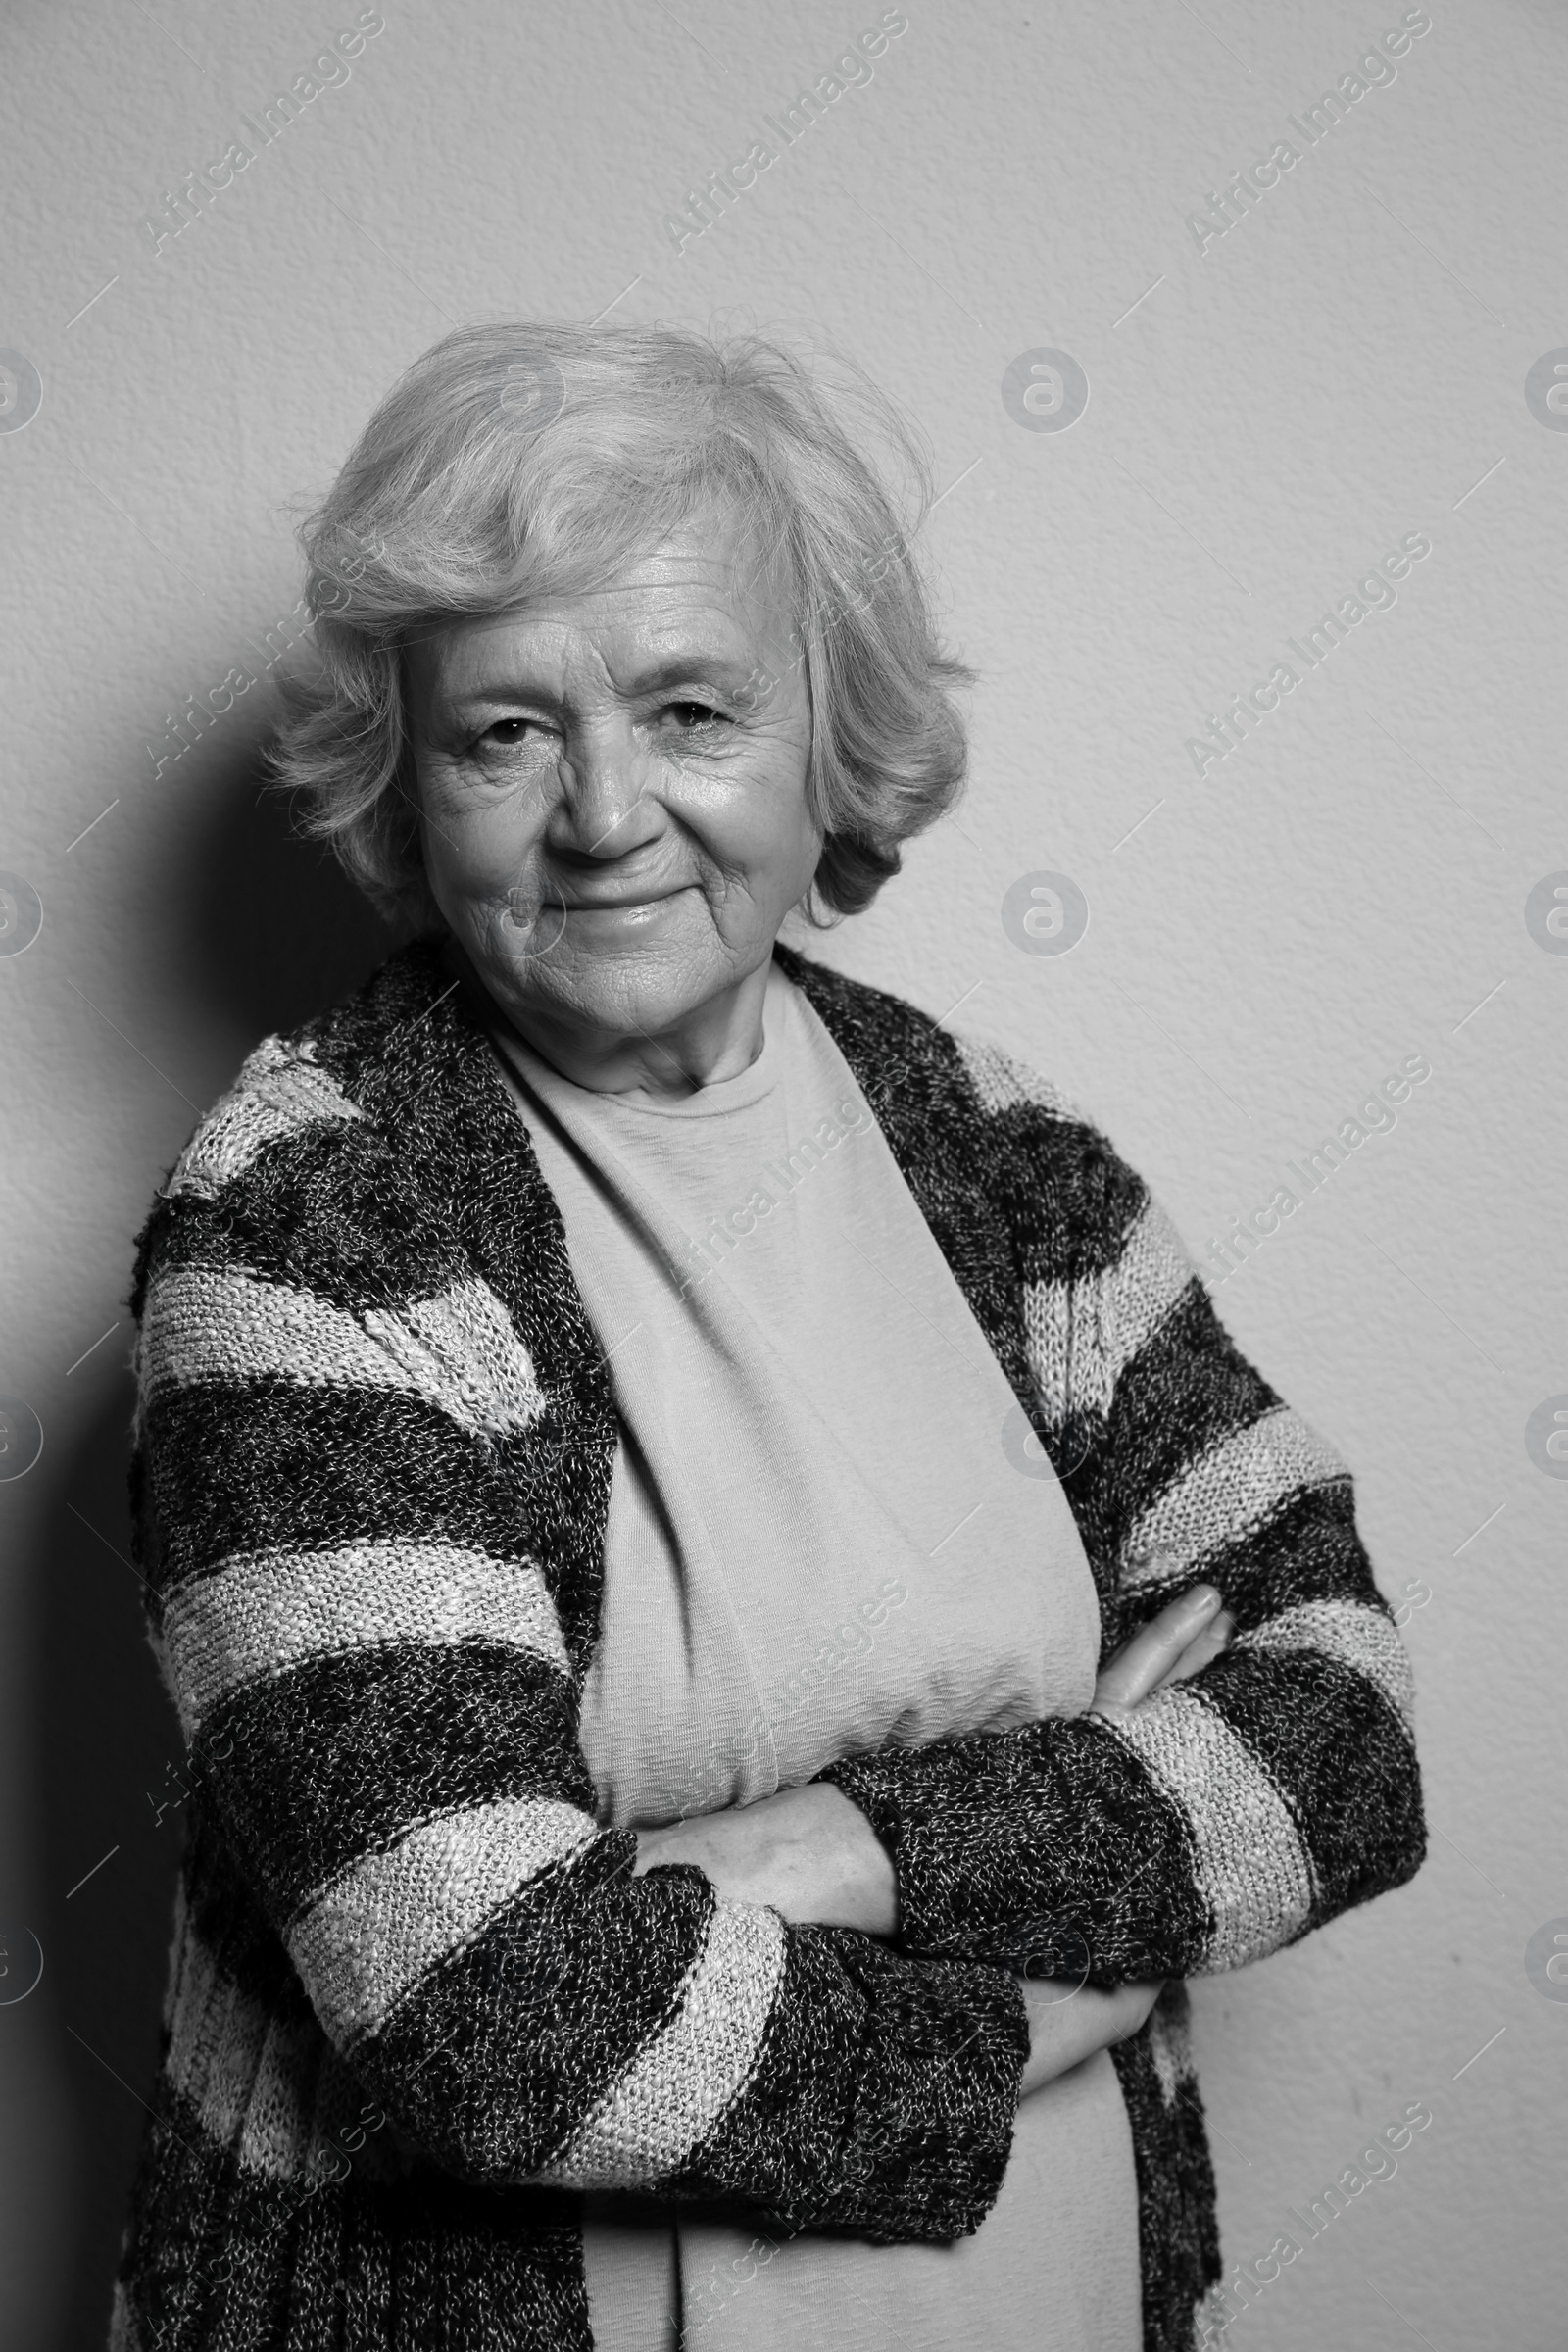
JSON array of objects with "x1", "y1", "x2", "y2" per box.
[
  {"x1": 633, "y1": 1781, "x2": 899, "y2": 1934},
  {"x1": 635, "y1": 1789, "x2": 1156, "y2": 2100}
]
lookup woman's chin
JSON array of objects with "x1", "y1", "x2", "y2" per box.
[{"x1": 488, "y1": 908, "x2": 737, "y2": 1041}]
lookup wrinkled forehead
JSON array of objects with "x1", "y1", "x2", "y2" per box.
[
  {"x1": 406, "y1": 547, "x2": 800, "y2": 726},
  {"x1": 409, "y1": 504, "x2": 802, "y2": 685}
]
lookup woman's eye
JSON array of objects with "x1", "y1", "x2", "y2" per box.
[
  {"x1": 663, "y1": 701, "x2": 726, "y2": 731},
  {"x1": 480, "y1": 718, "x2": 542, "y2": 749}
]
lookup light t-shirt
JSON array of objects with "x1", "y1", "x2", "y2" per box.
[{"x1": 484, "y1": 957, "x2": 1141, "y2": 2352}]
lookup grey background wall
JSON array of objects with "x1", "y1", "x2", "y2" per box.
[{"x1": 2, "y1": 2, "x2": 1564, "y2": 2345}]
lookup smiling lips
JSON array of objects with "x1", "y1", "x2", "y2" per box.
[{"x1": 548, "y1": 880, "x2": 692, "y2": 916}]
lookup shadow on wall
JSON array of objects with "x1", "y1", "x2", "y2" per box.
[
  {"x1": 37, "y1": 737, "x2": 393, "y2": 2352},
  {"x1": 170, "y1": 730, "x2": 400, "y2": 1045}
]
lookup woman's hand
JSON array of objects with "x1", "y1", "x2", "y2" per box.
[
  {"x1": 631, "y1": 1780, "x2": 899, "y2": 1936},
  {"x1": 1017, "y1": 1976, "x2": 1163, "y2": 2095},
  {"x1": 1091, "y1": 1583, "x2": 1235, "y2": 1721}
]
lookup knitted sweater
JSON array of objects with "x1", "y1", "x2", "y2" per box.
[{"x1": 112, "y1": 939, "x2": 1425, "y2": 2352}]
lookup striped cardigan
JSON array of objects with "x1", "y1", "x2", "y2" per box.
[{"x1": 112, "y1": 938, "x2": 1425, "y2": 2352}]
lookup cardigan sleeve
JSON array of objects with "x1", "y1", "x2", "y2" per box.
[
  {"x1": 128, "y1": 1035, "x2": 1027, "y2": 2245},
  {"x1": 817, "y1": 1038, "x2": 1427, "y2": 1983}
]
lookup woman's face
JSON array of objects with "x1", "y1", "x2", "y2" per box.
[{"x1": 406, "y1": 510, "x2": 819, "y2": 1063}]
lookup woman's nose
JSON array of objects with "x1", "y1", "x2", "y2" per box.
[{"x1": 548, "y1": 724, "x2": 663, "y2": 859}]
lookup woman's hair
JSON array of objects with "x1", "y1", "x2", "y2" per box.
[{"x1": 270, "y1": 319, "x2": 974, "y2": 927}]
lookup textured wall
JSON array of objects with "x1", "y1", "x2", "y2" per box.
[{"x1": 2, "y1": 2, "x2": 1564, "y2": 2345}]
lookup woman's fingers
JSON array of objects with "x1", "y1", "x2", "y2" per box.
[
  {"x1": 1154, "y1": 1608, "x2": 1236, "y2": 1690},
  {"x1": 1091, "y1": 1586, "x2": 1225, "y2": 1716},
  {"x1": 1017, "y1": 1977, "x2": 1166, "y2": 2094},
  {"x1": 1118, "y1": 1980, "x2": 1165, "y2": 2037}
]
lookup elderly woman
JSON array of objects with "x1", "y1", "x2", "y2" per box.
[{"x1": 114, "y1": 322, "x2": 1424, "y2": 2352}]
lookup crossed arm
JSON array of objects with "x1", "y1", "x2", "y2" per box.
[{"x1": 635, "y1": 1584, "x2": 1235, "y2": 2092}]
